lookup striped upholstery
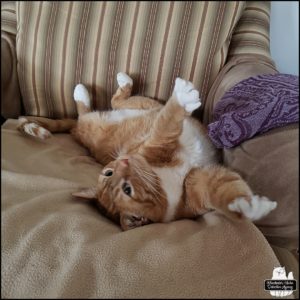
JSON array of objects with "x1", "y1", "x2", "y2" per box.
[
  {"x1": 228, "y1": 1, "x2": 273, "y2": 58},
  {"x1": 2, "y1": 1, "x2": 274, "y2": 118}
]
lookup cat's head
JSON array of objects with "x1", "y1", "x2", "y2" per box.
[
  {"x1": 73, "y1": 154, "x2": 168, "y2": 231},
  {"x1": 273, "y1": 267, "x2": 286, "y2": 277}
]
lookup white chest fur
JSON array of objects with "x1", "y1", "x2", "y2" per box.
[
  {"x1": 104, "y1": 109, "x2": 146, "y2": 123},
  {"x1": 154, "y1": 119, "x2": 216, "y2": 222},
  {"x1": 80, "y1": 109, "x2": 146, "y2": 124}
]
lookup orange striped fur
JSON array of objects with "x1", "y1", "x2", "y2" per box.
[{"x1": 18, "y1": 73, "x2": 276, "y2": 230}]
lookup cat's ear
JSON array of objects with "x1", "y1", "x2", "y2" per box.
[
  {"x1": 72, "y1": 187, "x2": 97, "y2": 201},
  {"x1": 120, "y1": 213, "x2": 152, "y2": 231}
]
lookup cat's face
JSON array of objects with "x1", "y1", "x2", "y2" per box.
[
  {"x1": 73, "y1": 154, "x2": 168, "y2": 230},
  {"x1": 273, "y1": 267, "x2": 286, "y2": 278}
]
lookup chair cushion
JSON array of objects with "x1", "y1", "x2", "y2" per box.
[
  {"x1": 15, "y1": 1, "x2": 272, "y2": 118},
  {"x1": 2, "y1": 119, "x2": 280, "y2": 298}
]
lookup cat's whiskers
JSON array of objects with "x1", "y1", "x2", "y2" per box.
[
  {"x1": 131, "y1": 161, "x2": 163, "y2": 203},
  {"x1": 131, "y1": 160, "x2": 159, "y2": 182},
  {"x1": 111, "y1": 143, "x2": 124, "y2": 161},
  {"x1": 137, "y1": 167, "x2": 161, "y2": 188},
  {"x1": 116, "y1": 143, "x2": 122, "y2": 158},
  {"x1": 110, "y1": 148, "x2": 119, "y2": 160},
  {"x1": 131, "y1": 160, "x2": 155, "y2": 184}
]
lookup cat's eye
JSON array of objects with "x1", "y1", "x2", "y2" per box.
[
  {"x1": 122, "y1": 182, "x2": 132, "y2": 196},
  {"x1": 104, "y1": 169, "x2": 113, "y2": 177}
]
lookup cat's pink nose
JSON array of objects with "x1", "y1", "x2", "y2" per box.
[{"x1": 120, "y1": 158, "x2": 129, "y2": 166}]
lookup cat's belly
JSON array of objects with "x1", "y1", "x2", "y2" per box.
[
  {"x1": 103, "y1": 109, "x2": 148, "y2": 123},
  {"x1": 76, "y1": 109, "x2": 152, "y2": 163},
  {"x1": 80, "y1": 109, "x2": 149, "y2": 126},
  {"x1": 154, "y1": 119, "x2": 217, "y2": 222}
]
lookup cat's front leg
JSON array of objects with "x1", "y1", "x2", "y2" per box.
[
  {"x1": 110, "y1": 72, "x2": 133, "y2": 110},
  {"x1": 184, "y1": 166, "x2": 277, "y2": 222},
  {"x1": 139, "y1": 78, "x2": 201, "y2": 164},
  {"x1": 172, "y1": 77, "x2": 201, "y2": 114}
]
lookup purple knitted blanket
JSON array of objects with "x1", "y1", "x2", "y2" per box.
[{"x1": 207, "y1": 73, "x2": 299, "y2": 148}]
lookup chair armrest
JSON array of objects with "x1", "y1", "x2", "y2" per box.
[
  {"x1": 202, "y1": 54, "x2": 277, "y2": 125},
  {"x1": 202, "y1": 1, "x2": 277, "y2": 124},
  {"x1": 224, "y1": 123, "x2": 299, "y2": 251},
  {"x1": 203, "y1": 55, "x2": 299, "y2": 251}
]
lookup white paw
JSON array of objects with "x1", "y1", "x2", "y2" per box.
[
  {"x1": 228, "y1": 195, "x2": 277, "y2": 221},
  {"x1": 173, "y1": 78, "x2": 201, "y2": 113},
  {"x1": 117, "y1": 72, "x2": 133, "y2": 88},
  {"x1": 74, "y1": 84, "x2": 90, "y2": 107},
  {"x1": 23, "y1": 123, "x2": 51, "y2": 139}
]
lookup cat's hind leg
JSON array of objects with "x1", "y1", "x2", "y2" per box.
[
  {"x1": 111, "y1": 72, "x2": 162, "y2": 110},
  {"x1": 184, "y1": 166, "x2": 277, "y2": 222},
  {"x1": 17, "y1": 83, "x2": 90, "y2": 139},
  {"x1": 17, "y1": 116, "x2": 76, "y2": 139},
  {"x1": 111, "y1": 72, "x2": 133, "y2": 109},
  {"x1": 74, "y1": 84, "x2": 92, "y2": 116}
]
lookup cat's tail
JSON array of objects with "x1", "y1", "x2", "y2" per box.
[{"x1": 17, "y1": 116, "x2": 77, "y2": 139}]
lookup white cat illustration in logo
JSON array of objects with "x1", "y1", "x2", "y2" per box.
[{"x1": 270, "y1": 267, "x2": 294, "y2": 297}]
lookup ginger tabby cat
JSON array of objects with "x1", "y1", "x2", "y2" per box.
[{"x1": 18, "y1": 73, "x2": 277, "y2": 230}]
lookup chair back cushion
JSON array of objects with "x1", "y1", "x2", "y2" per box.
[{"x1": 15, "y1": 1, "x2": 272, "y2": 118}]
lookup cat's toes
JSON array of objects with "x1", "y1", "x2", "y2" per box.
[
  {"x1": 117, "y1": 72, "x2": 133, "y2": 88},
  {"x1": 74, "y1": 84, "x2": 90, "y2": 107},
  {"x1": 174, "y1": 77, "x2": 194, "y2": 93},
  {"x1": 228, "y1": 195, "x2": 277, "y2": 221},
  {"x1": 18, "y1": 119, "x2": 51, "y2": 140},
  {"x1": 173, "y1": 77, "x2": 201, "y2": 113}
]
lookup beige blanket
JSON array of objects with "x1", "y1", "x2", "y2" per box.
[{"x1": 2, "y1": 119, "x2": 286, "y2": 299}]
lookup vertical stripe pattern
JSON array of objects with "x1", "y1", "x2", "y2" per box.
[
  {"x1": 31, "y1": 2, "x2": 43, "y2": 116},
  {"x1": 107, "y1": 1, "x2": 125, "y2": 102},
  {"x1": 202, "y1": 2, "x2": 226, "y2": 99},
  {"x1": 75, "y1": 2, "x2": 91, "y2": 85},
  {"x1": 13, "y1": 1, "x2": 274, "y2": 118},
  {"x1": 154, "y1": 2, "x2": 174, "y2": 99},
  {"x1": 125, "y1": 2, "x2": 140, "y2": 74},
  {"x1": 91, "y1": 2, "x2": 107, "y2": 110},
  {"x1": 138, "y1": 2, "x2": 158, "y2": 95},
  {"x1": 60, "y1": 2, "x2": 74, "y2": 118},
  {"x1": 168, "y1": 2, "x2": 193, "y2": 97}
]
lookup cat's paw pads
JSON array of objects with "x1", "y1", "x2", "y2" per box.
[
  {"x1": 173, "y1": 77, "x2": 201, "y2": 113},
  {"x1": 228, "y1": 195, "x2": 277, "y2": 221},
  {"x1": 20, "y1": 121, "x2": 51, "y2": 139},
  {"x1": 74, "y1": 84, "x2": 90, "y2": 107},
  {"x1": 117, "y1": 72, "x2": 133, "y2": 88}
]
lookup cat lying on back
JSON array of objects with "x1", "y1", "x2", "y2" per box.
[{"x1": 18, "y1": 73, "x2": 277, "y2": 230}]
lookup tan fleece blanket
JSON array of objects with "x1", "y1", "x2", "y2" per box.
[{"x1": 2, "y1": 119, "x2": 286, "y2": 299}]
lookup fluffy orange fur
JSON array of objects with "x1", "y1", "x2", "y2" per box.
[{"x1": 18, "y1": 74, "x2": 276, "y2": 230}]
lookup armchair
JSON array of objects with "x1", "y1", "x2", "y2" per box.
[{"x1": 2, "y1": 1, "x2": 298, "y2": 298}]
